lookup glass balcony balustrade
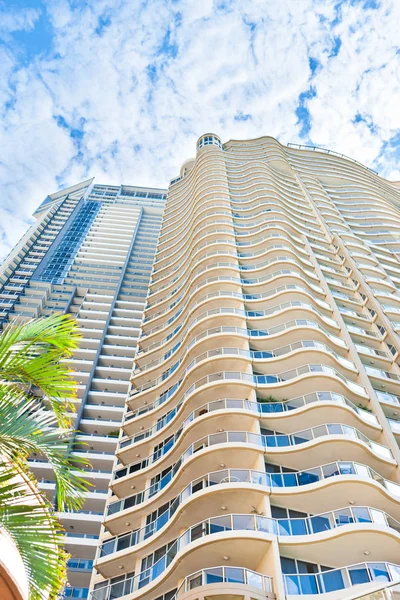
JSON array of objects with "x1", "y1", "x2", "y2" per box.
[
  {"x1": 376, "y1": 391, "x2": 400, "y2": 406},
  {"x1": 152, "y1": 248, "x2": 237, "y2": 288},
  {"x1": 284, "y1": 562, "x2": 400, "y2": 596},
  {"x1": 138, "y1": 313, "x2": 342, "y2": 369},
  {"x1": 107, "y1": 461, "x2": 400, "y2": 531},
  {"x1": 95, "y1": 508, "x2": 400, "y2": 599},
  {"x1": 152, "y1": 236, "x2": 237, "y2": 277},
  {"x1": 143, "y1": 268, "x2": 324, "y2": 321},
  {"x1": 117, "y1": 562, "x2": 400, "y2": 599},
  {"x1": 128, "y1": 365, "x2": 366, "y2": 425},
  {"x1": 155, "y1": 227, "x2": 235, "y2": 268},
  {"x1": 114, "y1": 424, "x2": 393, "y2": 484},
  {"x1": 180, "y1": 566, "x2": 272, "y2": 594},
  {"x1": 123, "y1": 392, "x2": 378, "y2": 448},
  {"x1": 149, "y1": 260, "x2": 239, "y2": 298},
  {"x1": 131, "y1": 340, "x2": 356, "y2": 397}
]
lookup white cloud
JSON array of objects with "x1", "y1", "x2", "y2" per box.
[
  {"x1": 0, "y1": 0, "x2": 399, "y2": 259},
  {"x1": 0, "y1": 6, "x2": 41, "y2": 39}
]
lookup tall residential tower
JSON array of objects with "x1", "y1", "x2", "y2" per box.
[
  {"x1": 0, "y1": 179, "x2": 166, "y2": 597},
  {"x1": 92, "y1": 135, "x2": 400, "y2": 600}
]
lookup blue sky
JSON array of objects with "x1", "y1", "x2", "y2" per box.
[{"x1": 0, "y1": 0, "x2": 399, "y2": 258}]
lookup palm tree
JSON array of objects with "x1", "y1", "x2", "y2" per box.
[{"x1": 0, "y1": 314, "x2": 90, "y2": 600}]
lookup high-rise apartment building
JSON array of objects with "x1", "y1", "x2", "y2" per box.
[
  {"x1": 91, "y1": 135, "x2": 400, "y2": 600},
  {"x1": 0, "y1": 179, "x2": 166, "y2": 597}
]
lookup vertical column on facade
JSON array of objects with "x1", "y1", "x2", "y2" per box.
[
  {"x1": 225, "y1": 136, "x2": 301, "y2": 600},
  {"x1": 296, "y1": 171, "x2": 400, "y2": 348},
  {"x1": 295, "y1": 172, "x2": 400, "y2": 468},
  {"x1": 304, "y1": 237, "x2": 400, "y2": 468}
]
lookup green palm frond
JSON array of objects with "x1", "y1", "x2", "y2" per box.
[
  {"x1": 0, "y1": 314, "x2": 81, "y2": 427},
  {"x1": 0, "y1": 465, "x2": 68, "y2": 600},
  {"x1": 0, "y1": 314, "x2": 90, "y2": 598},
  {"x1": 0, "y1": 313, "x2": 81, "y2": 355},
  {"x1": 0, "y1": 390, "x2": 90, "y2": 511}
]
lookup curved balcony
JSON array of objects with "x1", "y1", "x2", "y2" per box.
[
  {"x1": 240, "y1": 247, "x2": 314, "y2": 271},
  {"x1": 114, "y1": 424, "x2": 394, "y2": 493},
  {"x1": 230, "y1": 185, "x2": 308, "y2": 209},
  {"x1": 177, "y1": 566, "x2": 273, "y2": 599},
  {"x1": 91, "y1": 566, "x2": 273, "y2": 600},
  {"x1": 152, "y1": 237, "x2": 237, "y2": 284},
  {"x1": 236, "y1": 223, "x2": 303, "y2": 247},
  {"x1": 154, "y1": 227, "x2": 234, "y2": 275},
  {"x1": 138, "y1": 316, "x2": 347, "y2": 375},
  {"x1": 145, "y1": 266, "x2": 324, "y2": 322},
  {"x1": 136, "y1": 323, "x2": 246, "y2": 375},
  {"x1": 149, "y1": 260, "x2": 239, "y2": 305},
  {"x1": 284, "y1": 561, "x2": 400, "y2": 597},
  {"x1": 131, "y1": 340, "x2": 356, "y2": 403},
  {"x1": 141, "y1": 294, "x2": 336, "y2": 367},
  {"x1": 127, "y1": 366, "x2": 367, "y2": 433},
  {"x1": 255, "y1": 363, "x2": 366, "y2": 396},
  {"x1": 347, "y1": 580, "x2": 400, "y2": 599},
  {"x1": 138, "y1": 308, "x2": 340, "y2": 377},
  {"x1": 158, "y1": 210, "x2": 231, "y2": 253},
  {"x1": 241, "y1": 267, "x2": 322, "y2": 292},
  {"x1": 153, "y1": 237, "x2": 309, "y2": 298},
  {"x1": 140, "y1": 284, "x2": 332, "y2": 358},
  {"x1": 156, "y1": 219, "x2": 233, "y2": 270},
  {"x1": 150, "y1": 247, "x2": 237, "y2": 295},
  {"x1": 157, "y1": 218, "x2": 232, "y2": 265},
  {"x1": 145, "y1": 273, "x2": 242, "y2": 320},
  {"x1": 106, "y1": 461, "x2": 400, "y2": 538},
  {"x1": 244, "y1": 283, "x2": 329, "y2": 307},
  {"x1": 159, "y1": 204, "x2": 231, "y2": 245},
  {"x1": 147, "y1": 268, "x2": 242, "y2": 317},
  {"x1": 123, "y1": 392, "x2": 379, "y2": 444},
  {"x1": 96, "y1": 507, "x2": 400, "y2": 583},
  {"x1": 234, "y1": 209, "x2": 319, "y2": 238},
  {"x1": 238, "y1": 233, "x2": 306, "y2": 256},
  {"x1": 247, "y1": 300, "x2": 336, "y2": 327},
  {"x1": 234, "y1": 216, "x2": 319, "y2": 242},
  {"x1": 142, "y1": 303, "x2": 245, "y2": 342},
  {"x1": 149, "y1": 254, "x2": 318, "y2": 318},
  {"x1": 240, "y1": 255, "x2": 319, "y2": 282},
  {"x1": 139, "y1": 305, "x2": 246, "y2": 356},
  {"x1": 154, "y1": 227, "x2": 306, "y2": 282},
  {"x1": 233, "y1": 199, "x2": 314, "y2": 223},
  {"x1": 142, "y1": 289, "x2": 243, "y2": 341}
]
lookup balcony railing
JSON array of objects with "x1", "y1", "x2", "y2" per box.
[
  {"x1": 107, "y1": 460, "x2": 400, "y2": 532},
  {"x1": 131, "y1": 340, "x2": 356, "y2": 397},
  {"x1": 128, "y1": 366, "x2": 367, "y2": 425},
  {"x1": 114, "y1": 424, "x2": 393, "y2": 482},
  {"x1": 123, "y1": 392, "x2": 378, "y2": 448},
  {"x1": 139, "y1": 313, "x2": 343, "y2": 367},
  {"x1": 96, "y1": 507, "x2": 400, "y2": 597},
  {"x1": 143, "y1": 274, "x2": 242, "y2": 320},
  {"x1": 284, "y1": 562, "x2": 400, "y2": 596},
  {"x1": 179, "y1": 565, "x2": 273, "y2": 595},
  {"x1": 286, "y1": 142, "x2": 378, "y2": 174}
]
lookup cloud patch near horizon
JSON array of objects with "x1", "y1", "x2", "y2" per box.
[{"x1": 0, "y1": 0, "x2": 399, "y2": 258}]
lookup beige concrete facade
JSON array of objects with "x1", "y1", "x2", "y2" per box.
[{"x1": 89, "y1": 135, "x2": 400, "y2": 600}]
